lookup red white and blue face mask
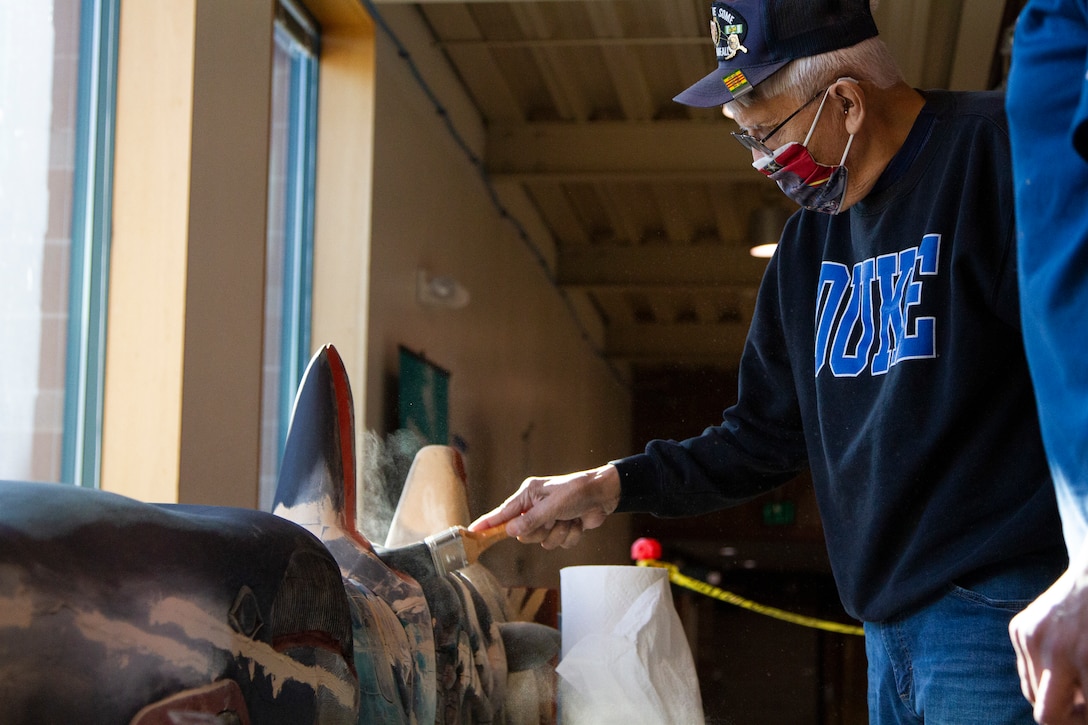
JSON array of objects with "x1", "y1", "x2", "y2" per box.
[{"x1": 752, "y1": 86, "x2": 855, "y2": 215}]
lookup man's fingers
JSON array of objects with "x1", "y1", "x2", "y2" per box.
[
  {"x1": 508, "y1": 502, "x2": 567, "y2": 541},
  {"x1": 559, "y1": 519, "x2": 584, "y2": 549},
  {"x1": 507, "y1": 481, "x2": 572, "y2": 538},
  {"x1": 1035, "y1": 668, "x2": 1082, "y2": 725},
  {"x1": 468, "y1": 502, "x2": 518, "y2": 532},
  {"x1": 538, "y1": 519, "x2": 583, "y2": 550},
  {"x1": 470, "y1": 470, "x2": 603, "y2": 545},
  {"x1": 1011, "y1": 624, "x2": 1037, "y2": 704},
  {"x1": 468, "y1": 511, "x2": 500, "y2": 532},
  {"x1": 468, "y1": 484, "x2": 537, "y2": 532}
]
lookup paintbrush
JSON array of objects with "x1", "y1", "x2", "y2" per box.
[
  {"x1": 377, "y1": 523, "x2": 509, "y2": 580},
  {"x1": 424, "y1": 523, "x2": 509, "y2": 575}
]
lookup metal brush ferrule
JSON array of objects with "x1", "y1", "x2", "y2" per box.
[{"x1": 424, "y1": 527, "x2": 467, "y2": 576}]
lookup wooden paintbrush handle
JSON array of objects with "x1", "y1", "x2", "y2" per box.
[{"x1": 461, "y1": 523, "x2": 509, "y2": 564}]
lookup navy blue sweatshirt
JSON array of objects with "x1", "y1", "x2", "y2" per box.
[{"x1": 613, "y1": 90, "x2": 1066, "y2": 623}]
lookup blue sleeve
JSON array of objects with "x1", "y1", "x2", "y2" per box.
[{"x1": 1009, "y1": 0, "x2": 1088, "y2": 547}]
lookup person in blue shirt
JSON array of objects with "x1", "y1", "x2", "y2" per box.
[
  {"x1": 474, "y1": 1, "x2": 1067, "y2": 722},
  {"x1": 1006, "y1": 1, "x2": 1088, "y2": 722}
]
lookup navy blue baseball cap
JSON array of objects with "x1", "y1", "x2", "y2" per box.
[{"x1": 674, "y1": 0, "x2": 879, "y2": 107}]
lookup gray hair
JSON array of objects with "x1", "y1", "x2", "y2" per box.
[{"x1": 725, "y1": 36, "x2": 902, "y2": 111}]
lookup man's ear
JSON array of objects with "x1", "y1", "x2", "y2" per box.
[{"x1": 833, "y1": 79, "x2": 865, "y2": 134}]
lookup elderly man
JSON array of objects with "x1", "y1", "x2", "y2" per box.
[{"x1": 473, "y1": 1, "x2": 1067, "y2": 722}]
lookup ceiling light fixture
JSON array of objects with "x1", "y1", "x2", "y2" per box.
[
  {"x1": 749, "y1": 243, "x2": 779, "y2": 259},
  {"x1": 748, "y1": 205, "x2": 792, "y2": 259}
]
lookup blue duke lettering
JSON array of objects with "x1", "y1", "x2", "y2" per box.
[{"x1": 815, "y1": 234, "x2": 939, "y2": 377}]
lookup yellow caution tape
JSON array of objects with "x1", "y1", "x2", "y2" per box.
[{"x1": 637, "y1": 559, "x2": 865, "y2": 637}]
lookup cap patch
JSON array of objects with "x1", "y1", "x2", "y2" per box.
[
  {"x1": 675, "y1": 0, "x2": 878, "y2": 108},
  {"x1": 723, "y1": 69, "x2": 751, "y2": 95},
  {"x1": 713, "y1": 4, "x2": 749, "y2": 62}
]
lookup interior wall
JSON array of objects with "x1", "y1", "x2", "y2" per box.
[{"x1": 364, "y1": 5, "x2": 633, "y2": 588}]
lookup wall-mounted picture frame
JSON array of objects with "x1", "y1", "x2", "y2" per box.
[{"x1": 397, "y1": 346, "x2": 449, "y2": 445}]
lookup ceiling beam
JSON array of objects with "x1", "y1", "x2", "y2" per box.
[
  {"x1": 556, "y1": 245, "x2": 769, "y2": 288},
  {"x1": 585, "y1": 2, "x2": 656, "y2": 121},
  {"x1": 486, "y1": 120, "x2": 754, "y2": 178},
  {"x1": 422, "y1": 5, "x2": 526, "y2": 123},
  {"x1": 605, "y1": 322, "x2": 748, "y2": 364},
  {"x1": 493, "y1": 169, "x2": 756, "y2": 184},
  {"x1": 438, "y1": 37, "x2": 707, "y2": 49},
  {"x1": 509, "y1": 3, "x2": 593, "y2": 122}
]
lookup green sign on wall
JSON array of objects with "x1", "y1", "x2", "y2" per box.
[{"x1": 398, "y1": 347, "x2": 449, "y2": 445}]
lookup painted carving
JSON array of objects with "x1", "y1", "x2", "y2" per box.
[
  {"x1": 0, "y1": 480, "x2": 358, "y2": 723},
  {"x1": 0, "y1": 344, "x2": 558, "y2": 724}
]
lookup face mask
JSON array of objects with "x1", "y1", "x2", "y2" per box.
[{"x1": 752, "y1": 87, "x2": 855, "y2": 214}]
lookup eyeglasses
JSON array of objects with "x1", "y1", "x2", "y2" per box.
[{"x1": 730, "y1": 88, "x2": 827, "y2": 157}]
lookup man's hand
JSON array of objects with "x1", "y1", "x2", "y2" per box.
[
  {"x1": 468, "y1": 464, "x2": 621, "y2": 550},
  {"x1": 1011, "y1": 539, "x2": 1088, "y2": 724}
]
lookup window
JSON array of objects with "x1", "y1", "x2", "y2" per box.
[
  {"x1": 259, "y1": 0, "x2": 320, "y2": 510},
  {"x1": 0, "y1": 0, "x2": 119, "y2": 485}
]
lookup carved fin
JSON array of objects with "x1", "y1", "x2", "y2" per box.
[
  {"x1": 385, "y1": 445, "x2": 472, "y2": 547},
  {"x1": 273, "y1": 344, "x2": 372, "y2": 552}
]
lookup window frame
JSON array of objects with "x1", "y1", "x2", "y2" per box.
[
  {"x1": 275, "y1": 4, "x2": 319, "y2": 432},
  {"x1": 260, "y1": 0, "x2": 321, "y2": 507},
  {"x1": 61, "y1": 0, "x2": 121, "y2": 488}
]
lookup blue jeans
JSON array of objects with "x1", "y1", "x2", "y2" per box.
[{"x1": 865, "y1": 559, "x2": 1064, "y2": 724}]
